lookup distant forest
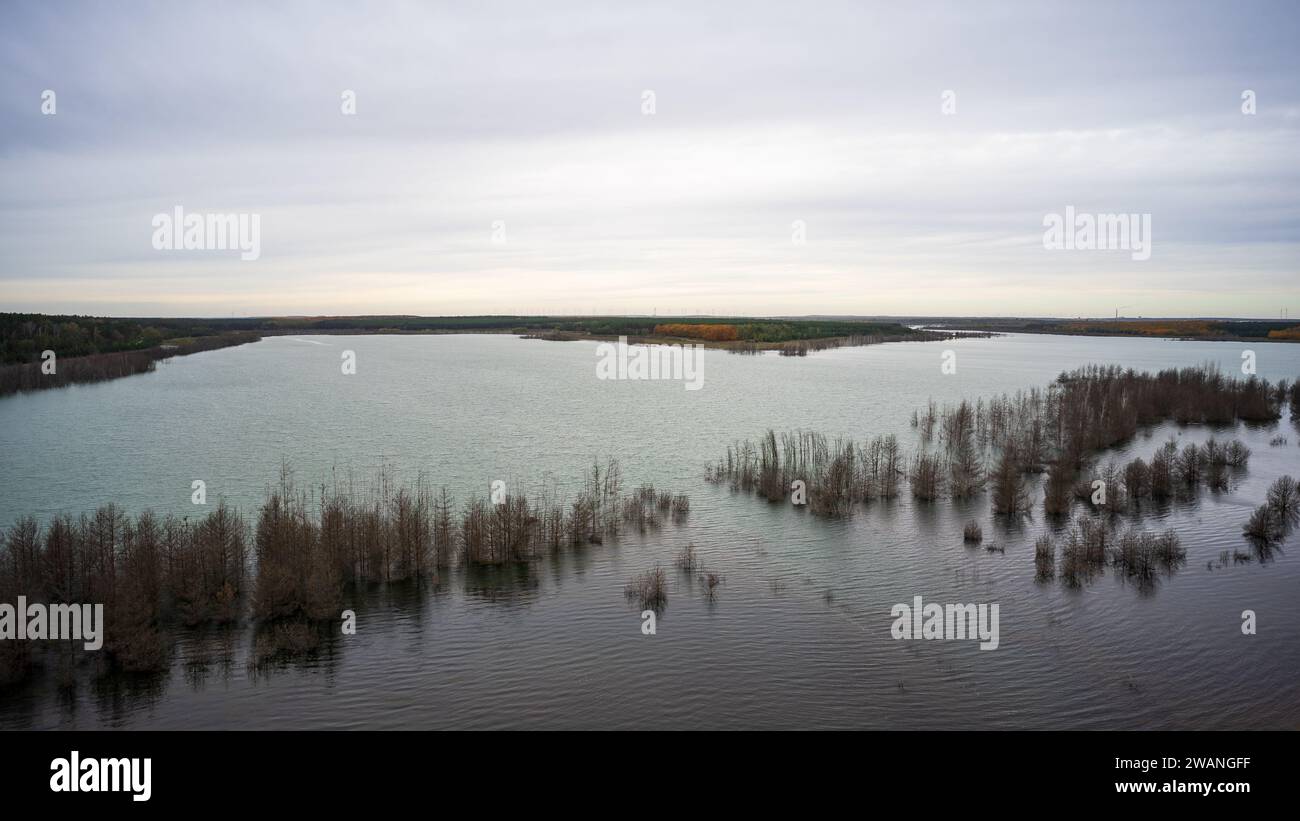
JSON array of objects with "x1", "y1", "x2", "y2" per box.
[
  {"x1": 0, "y1": 313, "x2": 939, "y2": 395},
  {"x1": 8, "y1": 312, "x2": 1295, "y2": 375},
  {"x1": 0, "y1": 312, "x2": 924, "y2": 367},
  {"x1": 934, "y1": 317, "x2": 1300, "y2": 342}
]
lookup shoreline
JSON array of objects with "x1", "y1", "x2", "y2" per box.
[
  {"x1": 5, "y1": 311, "x2": 1297, "y2": 399},
  {"x1": 0, "y1": 321, "x2": 986, "y2": 396},
  {"x1": 928, "y1": 319, "x2": 1300, "y2": 344}
]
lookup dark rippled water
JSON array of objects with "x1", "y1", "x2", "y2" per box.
[{"x1": 1, "y1": 332, "x2": 1298, "y2": 729}]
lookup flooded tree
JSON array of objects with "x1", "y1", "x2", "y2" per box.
[
  {"x1": 944, "y1": 401, "x2": 984, "y2": 499},
  {"x1": 1034, "y1": 535, "x2": 1055, "y2": 581},
  {"x1": 990, "y1": 448, "x2": 1028, "y2": 517},
  {"x1": 909, "y1": 453, "x2": 943, "y2": 501},
  {"x1": 624, "y1": 567, "x2": 667, "y2": 611},
  {"x1": 1, "y1": 460, "x2": 693, "y2": 680}
]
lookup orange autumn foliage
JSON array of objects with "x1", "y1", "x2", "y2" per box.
[{"x1": 653, "y1": 323, "x2": 740, "y2": 341}]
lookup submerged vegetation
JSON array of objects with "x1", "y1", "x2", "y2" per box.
[
  {"x1": 704, "y1": 361, "x2": 1294, "y2": 593},
  {"x1": 1056, "y1": 435, "x2": 1253, "y2": 518},
  {"x1": 1242, "y1": 476, "x2": 1300, "y2": 545},
  {"x1": 1034, "y1": 536, "x2": 1055, "y2": 581},
  {"x1": 706, "y1": 430, "x2": 904, "y2": 515},
  {"x1": 674, "y1": 543, "x2": 700, "y2": 571},
  {"x1": 989, "y1": 448, "x2": 1029, "y2": 517},
  {"x1": 624, "y1": 567, "x2": 668, "y2": 611},
  {"x1": 710, "y1": 364, "x2": 1282, "y2": 522},
  {"x1": 0, "y1": 460, "x2": 690, "y2": 684},
  {"x1": 1035, "y1": 515, "x2": 1186, "y2": 589},
  {"x1": 0, "y1": 502, "x2": 247, "y2": 684},
  {"x1": 916, "y1": 364, "x2": 1276, "y2": 519}
]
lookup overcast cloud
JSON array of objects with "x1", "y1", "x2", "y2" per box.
[{"x1": 1, "y1": 0, "x2": 1298, "y2": 317}]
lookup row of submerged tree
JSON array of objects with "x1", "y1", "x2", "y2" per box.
[
  {"x1": 918, "y1": 365, "x2": 1284, "y2": 512},
  {"x1": 705, "y1": 364, "x2": 1297, "y2": 596},
  {"x1": 705, "y1": 430, "x2": 906, "y2": 516},
  {"x1": 710, "y1": 364, "x2": 1290, "y2": 523},
  {"x1": 0, "y1": 460, "x2": 689, "y2": 683},
  {"x1": 1043, "y1": 436, "x2": 1252, "y2": 516},
  {"x1": 1032, "y1": 515, "x2": 1186, "y2": 589},
  {"x1": 0, "y1": 503, "x2": 247, "y2": 683},
  {"x1": 707, "y1": 429, "x2": 1255, "y2": 521},
  {"x1": 915, "y1": 363, "x2": 1287, "y2": 449}
]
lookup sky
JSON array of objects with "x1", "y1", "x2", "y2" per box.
[{"x1": 1, "y1": 0, "x2": 1298, "y2": 319}]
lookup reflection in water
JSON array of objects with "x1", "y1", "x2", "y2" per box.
[
  {"x1": 248, "y1": 622, "x2": 342, "y2": 681},
  {"x1": 181, "y1": 629, "x2": 238, "y2": 690},
  {"x1": 91, "y1": 669, "x2": 167, "y2": 729},
  {"x1": 461, "y1": 564, "x2": 543, "y2": 606}
]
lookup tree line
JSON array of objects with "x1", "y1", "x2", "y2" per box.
[
  {"x1": 711, "y1": 364, "x2": 1289, "y2": 522},
  {"x1": 0, "y1": 460, "x2": 688, "y2": 684},
  {"x1": 0, "y1": 332, "x2": 260, "y2": 396}
]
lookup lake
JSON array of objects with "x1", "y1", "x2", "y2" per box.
[{"x1": 1, "y1": 332, "x2": 1298, "y2": 729}]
